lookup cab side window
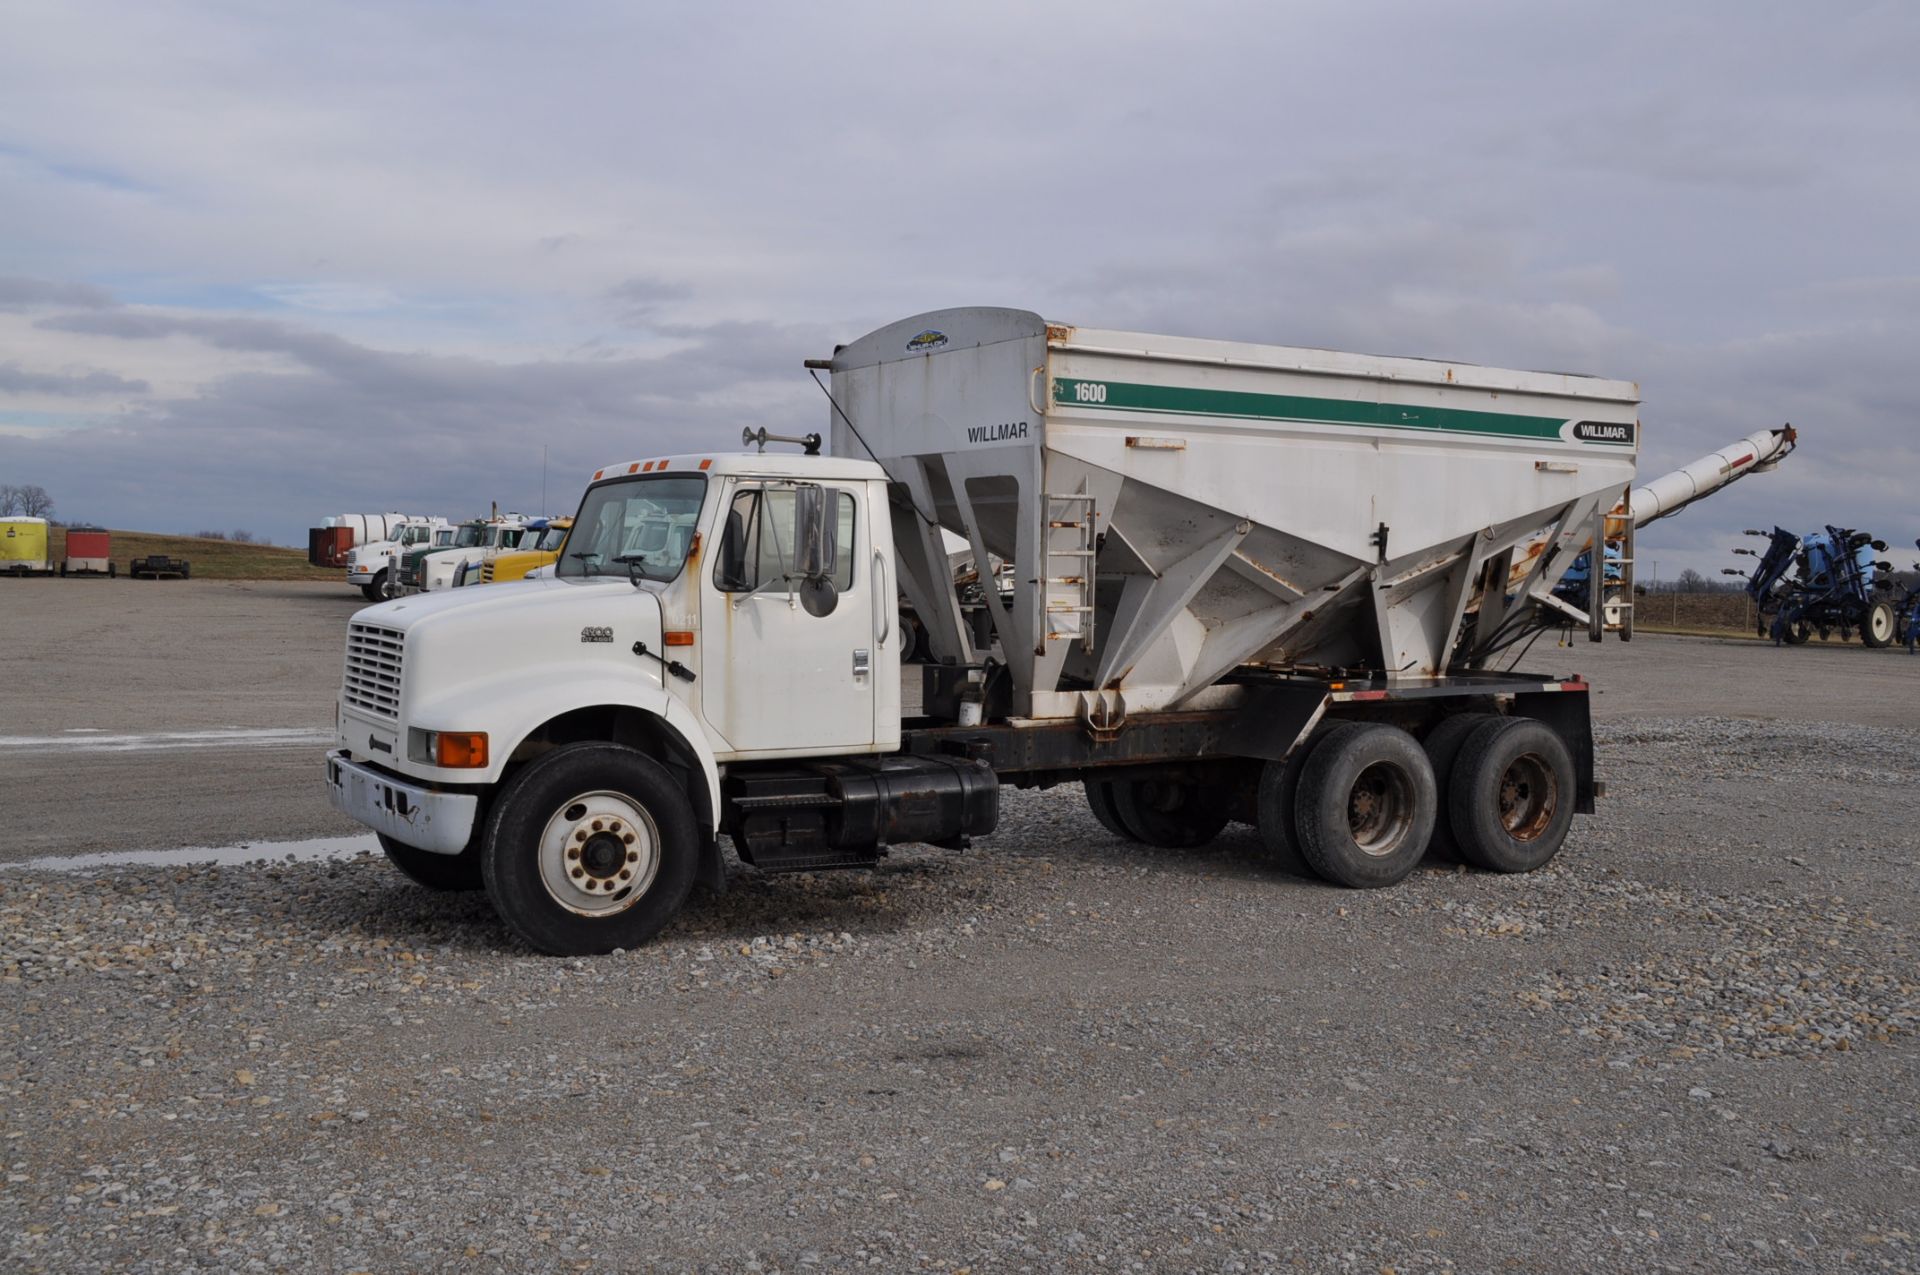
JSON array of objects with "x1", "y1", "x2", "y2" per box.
[{"x1": 715, "y1": 487, "x2": 855, "y2": 592}]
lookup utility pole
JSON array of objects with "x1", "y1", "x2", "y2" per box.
[{"x1": 542, "y1": 446, "x2": 549, "y2": 517}]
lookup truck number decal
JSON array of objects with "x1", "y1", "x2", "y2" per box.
[{"x1": 1072, "y1": 381, "x2": 1109, "y2": 404}]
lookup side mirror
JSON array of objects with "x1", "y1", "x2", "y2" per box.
[{"x1": 792, "y1": 483, "x2": 839, "y2": 617}]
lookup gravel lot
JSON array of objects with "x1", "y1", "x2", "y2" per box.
[{"x1": 3, "y1": 584, "x2": 1917, "y2": 1271}]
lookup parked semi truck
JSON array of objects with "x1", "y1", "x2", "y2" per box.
[
  {"x1": 406, "y1": 516, "x2": 531, "y2": 593},
  {"x1": 481, "y1": 517, "x2": 573, "y2": 584},
  {"x1": 345, "y1": 517, "x2": 449, "y2": 601},
  {"x1": 328, "y1": 307, "x2": 1647, "y2": 955}
]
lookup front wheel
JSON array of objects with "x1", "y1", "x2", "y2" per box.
[
  {"x1": 1861, "y1": 600, "x2": 1895, "y2": 648},
  {"x1": 481, "y1": 743, "x2": 698, "y2": 955},
  {"x1": 361, "y1": 569, "x2": 388, "y2": 603},
  {"x1": 378, "y1": 832, "x2": 483, "y2": 891}
]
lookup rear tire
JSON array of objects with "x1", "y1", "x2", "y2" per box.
[
  {"x1": 1862, "y1": 600, "x2": 1895, "y2": 648},
  {"x1": 1111, "y1": 777, "x2": 1229, "y2": 848},
  {"x1": 179, "y1": 562, "x2": 191, "y2": 580},
  {"x1": 1083, "y1": 779, "x2": 1139, "y2": 842},
  {"x1": 1254, "y1": 722, "x2": 1339, "y2": 864},
  {"x1": 481, "y1": 743, "x2": 698, "y2": 955},
  {"x1": 1448, "y1": 717, "x2": 1576, "y2": 874},
  {"x1": 1292, "y1": 722, "x2": 1436, "y2": 889},
  {"x1": 1781, "y1": 617, "x2": 1811, "y2": 644},
  {"x1": 378, "y1": 832, "x2": 484, "y2": 891},
  {"x1": 1421, "y1": 713, "x2": 1502, "y2": 860}
]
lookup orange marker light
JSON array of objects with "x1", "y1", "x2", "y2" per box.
[
  {"x1": 435, "y1": 732, "x2": 489, "y2": 768},
  {"x1": 627, "y1": 463, "x2": 640, "y2": 474},
  {"x1": 593, "y1": 470, "x2": 604, "y2": 481},
  {"x1": 663, "y1": 631, "x2": 695, "y2": 647},
  {"x1": 698, "y1": 458, "x2": 712, "y2": 470},
  {"x1": 642, "y1": 461, "x2": 655, "y2": 472}
]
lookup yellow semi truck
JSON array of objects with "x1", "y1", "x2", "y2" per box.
[{"x1": 480, "y1": 517, "x2": 572, "y2": 583}]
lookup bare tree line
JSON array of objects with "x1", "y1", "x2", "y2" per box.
[{"x1": 0, "y1": 483, "x2": 55, "y2": 518}]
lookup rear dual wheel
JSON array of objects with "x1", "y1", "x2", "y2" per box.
[
  {"x1": 1083, "y1": 776, "x2": 1229, "y2": 847},
  {"x1": 1446, "y1": 717, "x2": 1576, "y2": 874},
  {"x1": 1257, "y1": 715, "x2": 1576, "y2": 888},
  {"x1": 1289, "y1": 722, "x2": 1437, "y2": 889}
]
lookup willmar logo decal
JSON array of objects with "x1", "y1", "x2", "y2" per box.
[{"x1": 905, "y1": 329, "x2": 948, "y2": 353}]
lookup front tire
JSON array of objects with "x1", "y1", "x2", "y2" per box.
[
  {"x1": 361, "y1": 569, "x2": 387, "y2": 603},
  {"x1": 1448, "y1": 718, "x2": 1576, "y2": 874},
  {"x1": 481, "y1": 743, "x2": 698, "y2": 955},
  {"x1": 378, "y1": 832, "x2": 483, "y2": 891},
  {"x1": 1862, "y1": 600, "x2": 1895, "y2": 648},
  {"x1": 1292, "y1": 722, "x2": 1436, "y2": 889}
]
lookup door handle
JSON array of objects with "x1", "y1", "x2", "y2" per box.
[{"x1": 873, "y1": 551, "x2": 891, "y2": 645}]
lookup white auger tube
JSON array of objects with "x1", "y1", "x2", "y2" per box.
[{"x1": 1628, "y1": 424, "x2": 1797, "y2": 528}]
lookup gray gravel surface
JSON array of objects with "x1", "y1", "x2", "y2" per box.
[{"x1": 5, "y1": 713, "x2": 1917, "y2": 1272}]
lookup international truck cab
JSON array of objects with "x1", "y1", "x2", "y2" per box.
[{"x1": 329, "y1": 307, "x2": 1660, "y2": 956}]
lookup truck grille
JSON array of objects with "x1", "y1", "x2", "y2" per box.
[
  {"x1": 480, "y1": 560, "x2": 497, "y2": 583},
  {"x1": 343, "y1": 622, "x2": 405, "y2": 718}
]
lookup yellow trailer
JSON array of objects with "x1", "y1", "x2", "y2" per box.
[{"x1": 1, "y1": 517, "x2": 51, "y2": 576}]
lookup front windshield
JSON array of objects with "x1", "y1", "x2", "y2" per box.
[
  {"x1": 434, "y1": 529, "x2": 455, "y2": 547},
  {"x1": 453, "y1": 524, "x2": 486, "y2": 549},
  {"x1": 537, "y1": 525, "x2": 569, "y2": 552},
  {"x1": 560, "y1": 475, "x2": 706, "y2": 581}
]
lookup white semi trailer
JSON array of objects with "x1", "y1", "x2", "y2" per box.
[{"x1": 327, "y1": 307, "x2": 1650, "y2": 955}]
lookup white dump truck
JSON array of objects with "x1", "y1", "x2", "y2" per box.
[{"x1": 327, "y1": 306, "x2": 1656, "y2": 955}]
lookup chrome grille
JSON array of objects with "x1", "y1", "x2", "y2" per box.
[{"x1": 343, "y1": 622, "x2": 405, "y2": 718}]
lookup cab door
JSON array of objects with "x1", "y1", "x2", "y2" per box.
[{"x1": 698, "y1": 479, "x2": 878, "y2": 756}]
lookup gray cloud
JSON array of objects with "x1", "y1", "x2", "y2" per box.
[
  {"x1": 0, "y1": 276, "x2": 115, "y2": 312},
  {"x1": 0, "y1": 363, "x2": 148, "y2": 396}
]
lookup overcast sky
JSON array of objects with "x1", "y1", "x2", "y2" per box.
[{"x1": 2, "y1": 1, "x2": 1916, "y2": 580}]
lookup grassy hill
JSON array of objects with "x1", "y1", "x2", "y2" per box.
[{"x1": 49, "y1": 527, "x2": 338, "y2": 581}]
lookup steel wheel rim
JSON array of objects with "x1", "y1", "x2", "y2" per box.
[
  {"x1": 1498, "y1": 754, "x2": 1558, "y2": 842},
  {"x1": 1869, "y1": 607, "x2": 1893, "y2": 642},
  {"x1": 1346, "y1": 761, "x2": 1415, "y2": 857},
  {"x1": 537, "y1": 790, "x2": 661, "y2": 917}
]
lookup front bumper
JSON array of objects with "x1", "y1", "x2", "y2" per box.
[{"x1": 325, "y1": 750, "x2": 479, "y2": 854}]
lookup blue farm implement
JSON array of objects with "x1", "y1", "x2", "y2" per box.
[{"x1": 1727, "y1": 525, "x2": 1897, "y2": 647}]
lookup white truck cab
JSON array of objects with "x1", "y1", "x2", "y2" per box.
[
  {"x1": 327, "y1": 450, "x2": 906, "y2": 952},
  {"x1": 346, "y1": 518, "x2": 448, "y2": 602}
]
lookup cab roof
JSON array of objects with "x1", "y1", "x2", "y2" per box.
[{"x1": 587, "y1": 451, "x2": 886, "y2": 484}]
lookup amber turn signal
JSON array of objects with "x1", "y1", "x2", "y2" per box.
[{"x1": 434, "y1": 732, "x2": 489, "y2": 768}]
